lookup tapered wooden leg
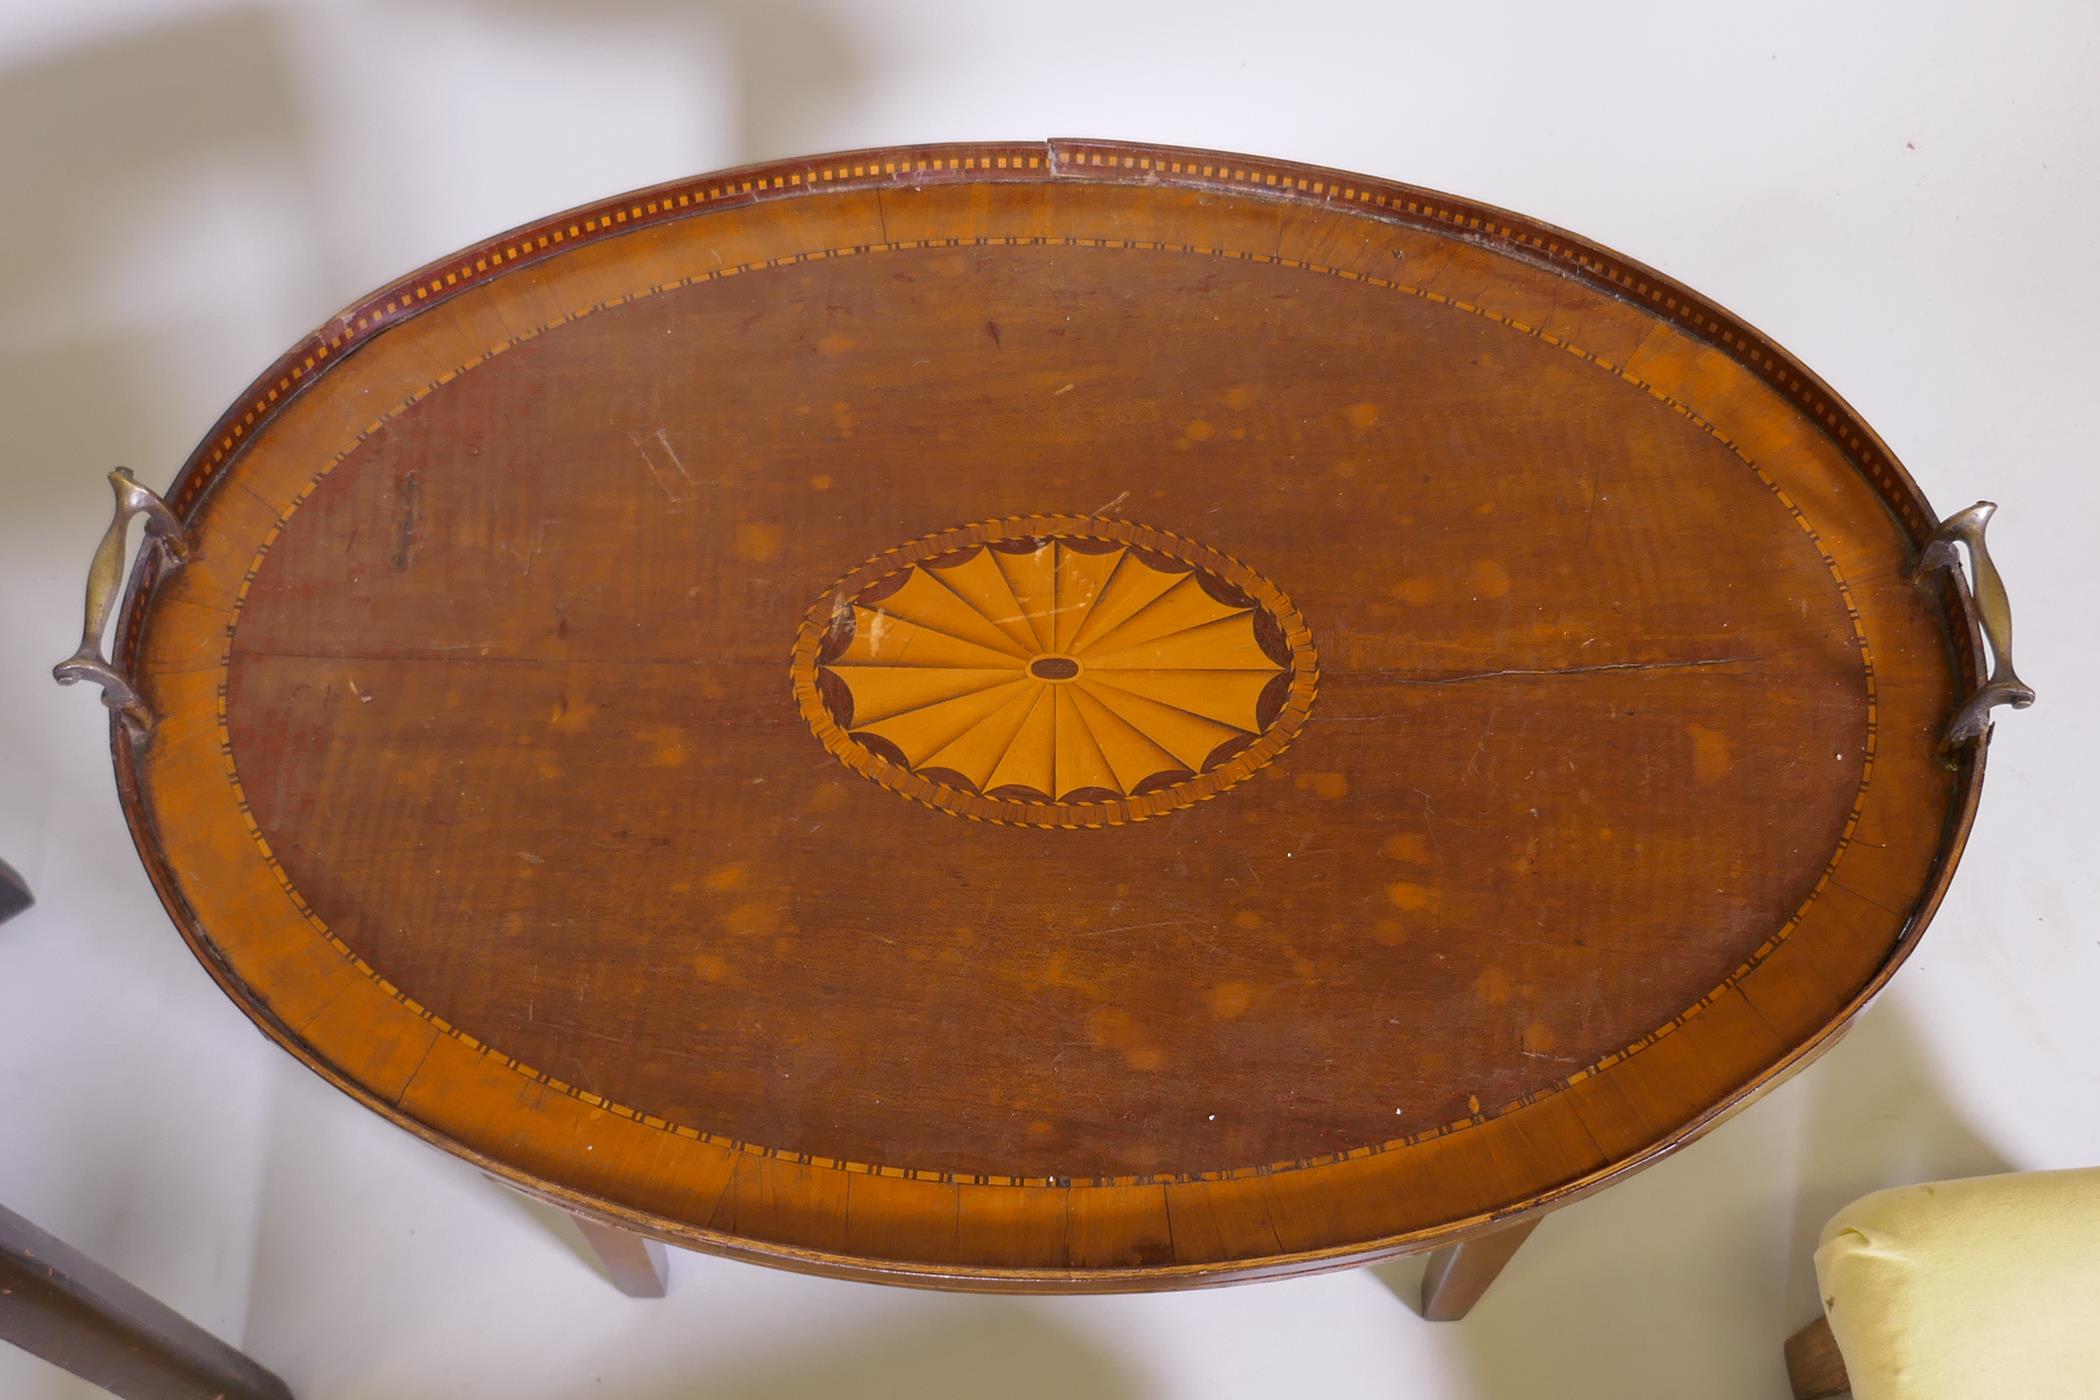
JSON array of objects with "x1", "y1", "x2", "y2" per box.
[
  {"x1": 1785, "y1": 1315, "x2": 1851, "y2": 1399},
  {"x1": 1419, "y1": 1216, "x2": 1541, "y2": 1320},
  {"x1": 0, "y1": 1202, "x2": 294, "y2": 1400},
  {"x1": 0, "y1": 857, "x2": 31, "y2": 925},
  {"x1": 571, "y1": 1213, "x2": 669, "y2": 1298}
]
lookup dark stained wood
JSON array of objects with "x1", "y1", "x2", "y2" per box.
[
  {"x1": 1419, "y1": 1217, "x2": 1541, "y2": 1321},
  {"x1": 0, "y1": 1203, "x2": 293, "y2": 1400},
  {"x1": 571, "y1": 1213, "x2": 670, "y2": 1299},
  {"x1": 1786, "y1": 1315, "x2": 1852, "y2": 1399},
  {"x1": 100, "y1": 140, "x2": 1994, "y2": 1292},
  {"x1": 0, "y1": 857, "x2": 30, "y2": 926}
]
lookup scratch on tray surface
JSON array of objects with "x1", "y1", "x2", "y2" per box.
[
  {"x1": 389, "y1": 471, "x2": 420, "y2": 571},
  {"x1": 392, "y1": 1032, "x2": 439, "y2": 1107},
  {"x1": 631, "y1": 429, "x2": 694, "y2": 503},
  {"x1": 1322, "y1": 656, "x2": 1761, "y2": 723},
  {"x1": 1400, "y1": 656, "x2": 1754, "y2": 685}
]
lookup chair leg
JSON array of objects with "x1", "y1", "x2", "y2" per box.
[
  {"x1": 1419, "y1": 1215, "x2": 1542, "y2": 1321},
  {"x1": 571, "y1": 1212, "x2": 670, "y2": 1298},
  {"x1": 1785, "y1": 1315, "x2": 1851, "y2": 1399},
  {"x1": 0, "y1": 1202, "x2": 293, "y2": 1400}
]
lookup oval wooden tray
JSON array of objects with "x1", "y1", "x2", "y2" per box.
[{"x1": 96, "y1": 140, "x2": 1999, "y2": 1290}]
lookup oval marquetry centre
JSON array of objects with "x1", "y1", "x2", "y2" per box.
[{"x1": 793, "y1": 522, "x2": 1316, "y2": 825}]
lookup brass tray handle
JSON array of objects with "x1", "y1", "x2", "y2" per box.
[
  {"x1": 1914, "y1": 501, "x2": 2034, "y2": 748},
  {"x1": 52, "y1": 468, "x2": 190, "y2": 738}
]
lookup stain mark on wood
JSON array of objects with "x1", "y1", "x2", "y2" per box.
[{"x1": 389, "y1": 471, "x2": 420, "y2": 571}]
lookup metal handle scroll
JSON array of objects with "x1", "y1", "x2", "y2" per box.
[
  {"x1": 51, "y1": 468, "x2": 190, "y2": 738},
  {"x1": 1913, "y1": 501, "x2": 2034, "y2": 748}
]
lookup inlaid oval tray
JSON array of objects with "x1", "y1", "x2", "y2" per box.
[{"x1": 84, "y1": 140, "x2": 2013, "y2": 1289}]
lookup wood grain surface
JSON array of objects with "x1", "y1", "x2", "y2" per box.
[{"x1": 107, "y1": 140, "x2": 1988, "y2": 1290}]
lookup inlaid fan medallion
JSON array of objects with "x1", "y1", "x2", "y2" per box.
[{"x1": 789, "y1": 516, "x2": 1319, "y2": 828}]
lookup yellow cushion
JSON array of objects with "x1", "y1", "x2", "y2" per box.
[{"x1": 1816, "y1": 1167, "x2": 2100, "y2": 1400}]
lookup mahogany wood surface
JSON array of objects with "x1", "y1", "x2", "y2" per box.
[
  {"x1": 1419, "y1": 1217, "x2": 1542, "y2": 1322},
  {"x1": 571, "y1": 1213, "x2": 670, "y2": 1300},
  {"x1": 105, "y1": 140, "x2": 1990, "y2": 1291},
  {"x1": 1785, "y1": 1315, "x2": 1852, "y2": 1399}
]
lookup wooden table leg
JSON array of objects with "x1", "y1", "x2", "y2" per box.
[
  {"x1": 1785, "y1": 1315, "x2": 1851, "y2": 1399},
  {"x1": 1419, "y1": 1215, "x2": 1542, "y2": 1321},
  {"x1": 571, "y1": 1212, "x2": 670, "y2": 1298},
  {"x1": 1, "y1": 1202, "x2": 293, "y2": 1400},
  {"x1": 0, "y1": 857, "x2": 31, "y2": 925}
]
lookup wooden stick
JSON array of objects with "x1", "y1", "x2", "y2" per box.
[
  {"x1": 1419, "y1": 1216, "x2": 1542, "y2": 1321},
  {"x1": 572, "y1": 1213, "x2": 670, "y2": 1298},
  {"x1": 1785, "y1": 1315, "x2": 1851, "y2": 1399},
  {"x1": 0, "y1": 1203, "x2": 293, "y2": 1400}
]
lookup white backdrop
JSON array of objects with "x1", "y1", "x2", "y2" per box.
[{"x1": 1, "y1": 2, "x2": 2094, "y2": 1396}]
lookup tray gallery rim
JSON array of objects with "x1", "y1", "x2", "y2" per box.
[{"x1": 91, "y1": 138, "x2": 1996, "y2": 1290}]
